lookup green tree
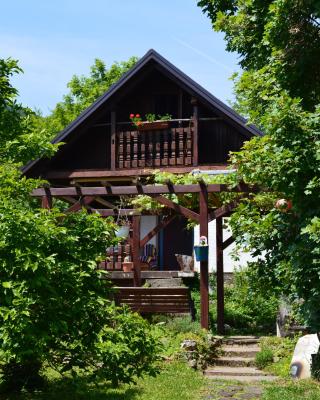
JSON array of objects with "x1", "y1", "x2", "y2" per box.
[
  {"x1": 0, "y1": 58, "x2": 58, "y2": 164},
  {"x1": 198, "y1": 0, "x2": 320, "y2": 110},
  {"x1": 197, "y1": 1, "x2": 320, "y2": 328},
  {"x1": 34, "y1": 57, "x2": 138, "y2": 138},
  {"x1": 0, "y1": 58, "x2": 160, "y2": 390}
]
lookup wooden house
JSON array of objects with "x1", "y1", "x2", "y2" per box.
[{"x1": 23, "y1": 49, "x2": 261, "y2": 285}]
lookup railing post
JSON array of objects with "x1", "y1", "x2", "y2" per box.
[
  {"x1": 132, "y1": 131, "x2": 138, "y2": 168},
  {"x1": 118, "y1": 132, "x2": 124, "y2": 169},
  {"x1": 125, "y1": 131, "x2": 131, "y2": 168},
  {"x1": 111, "y1": 111, "x2": 116, "y2": 170},
  {"x1": 191, "y1": 98, "x2": 199, "y2": 166},
  {"x1": 139, "y1": 131, "x2": 146, "y2": 167}
]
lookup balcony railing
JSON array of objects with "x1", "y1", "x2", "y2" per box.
[{"x1": 115, "y1": 126, "x2": 194, "y2": 169}]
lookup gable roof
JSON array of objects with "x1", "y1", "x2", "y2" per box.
[{"x1": 22, "y1": 49, "x2": 263, "y2": 174}]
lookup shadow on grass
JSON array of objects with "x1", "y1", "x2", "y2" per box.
[{"x1": 0, "y1": 375, "x2": 142, "y2": 400}]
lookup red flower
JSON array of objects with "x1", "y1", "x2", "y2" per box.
[
  {"x1": 129, "y1": 113, "x2": 135, "y2": 119},
  {"x1": 136, "y1": 114, "x2": 140, "y2": 118}
]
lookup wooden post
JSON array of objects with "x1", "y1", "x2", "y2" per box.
[
  {"x1": 132, "y1": 215, "x2": 141, "y2": 287},
  {"x1": 191, "y1": 98, "x2": 198, "y2": 166},
  {"x1": 41, "y1": 185, "x2": 52, "y2": 209},
  {"x1": 178, "y1": 89, "x2": 183, "y2": 122},
  {"x1": 216, "y1": 216, "x2": 225, "y2": 335},
  {"x1": 199, "y1": 183, "x2": 209, "y2": 330},
  {"x1": 111, "y1": 111, "x2": 116, "y2": 170}
]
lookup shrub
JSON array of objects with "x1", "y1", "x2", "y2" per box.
[
  {"x1": 207, "y1": 268, "x2": 279, "y2": 333},
  {"x1": 258, "y1": 336, "x2": 298, "y2": 377},
  {"x1": 0, "y1": 166, "x2": 161, "y2": 391},
  {"x1": 259, "y1": 336, "x2": 297, "y2": 359},
  {"x1": 255, "y1": 349, "x2": 274, "y2": 369},
  {"x1": 0, "y1": 195, "x2": 116, "y2": 390},
  {"x1": 159, "y1": 316, "x2": 201, "y2": 335},
  {"x1": 95, "y1": 306, "x2": 162, "y2": 387},
  {"x1": 311, "y1": 349, "x2": 320, "y2": 381},
  {"x1": 180, "y1": 332, "x2": 221, "y2": 370}
]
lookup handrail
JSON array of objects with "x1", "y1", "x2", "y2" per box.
[{"x1": 93, "y1": 117, "x2": 221, "y2": 127}]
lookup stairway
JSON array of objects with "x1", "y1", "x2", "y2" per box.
[{"x1": 205, "y1": 336, "x2": 278, "y2": 382}]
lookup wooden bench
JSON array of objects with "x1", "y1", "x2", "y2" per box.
[{"x1": 114, "y1": 287, "x2": 195, "y2": 319}]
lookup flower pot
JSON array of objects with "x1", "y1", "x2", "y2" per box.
[
  {"x1": 194, "y1": 245, "x2": 208, "y2": 262},
  {"x1": 137, "y1": 121, "x2": 169, "y2": 131},
  {"x1": 122, "y1": 262, "x2": 133, "y2": 272},
  {"x1": 115, "y1": 225, "x2": 130, "y2": 239}
]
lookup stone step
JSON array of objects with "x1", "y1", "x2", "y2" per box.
[
  {"x1": 223, "y1": 337, "x2": 260, "y2": 346},
  {"x1": 223, "y1": 336, "x2": 260, "y2": 340},
  {"x1": 206, "y1": 374, "x2": 278, "y2": 382},
  {"x1": 205, "y1": 366, "x2": 269, "y2": 377},
  {"x1": 222, "y1": 345, "x2": 260, "y2": 358},
  {"x1": 214, "y1": 356, "x2": 256, "y2": 367}
]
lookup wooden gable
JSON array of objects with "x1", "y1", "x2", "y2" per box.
[{"x1": 23, "y1": 50, "x2": 262, "y2": 180}]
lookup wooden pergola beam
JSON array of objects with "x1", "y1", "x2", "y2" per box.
[
  {"x1": 97, "y1": 209, "x2": 141, "y2": 217},
  {"x1": 209, "y1": 201, "x2": 239, "y2": 222},
  {"x1": 31, "y1": 183, "x2": 257, "y2": 198},
  {"x1": 95, "y1": 196, "x2": 116, "y2": 209},
  {"x1": 61, "y1": 196, "x2": 77, "y2": 204},
  {"x1": 151, "y1": 195, "x2": 200, "y2": 223},
  {"x1": 139, "y1": 214, "x2": 176, "y2": 248},
  {"x1": 65, "y1": 196, "x2": 96, "y2": 213},
  {"x1": 222, "y1": 235, "x2": 235, "y2": 250}
]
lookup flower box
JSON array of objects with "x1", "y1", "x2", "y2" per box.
[{"x1": 137, "y1": 121, "x2": 169, "y2": 131}]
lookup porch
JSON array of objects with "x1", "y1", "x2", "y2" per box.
[{"x1": 33, "y1": 180, "x2": 256, "y2": 333}]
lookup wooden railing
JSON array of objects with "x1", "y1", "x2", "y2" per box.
[
  {"x1": 100, "y1": 244, "x2": 132, "y2": 271},
  {"x1": 116, "y1": 126, "x2": 194, "y2": 169}
]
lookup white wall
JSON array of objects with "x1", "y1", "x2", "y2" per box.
[
  {"x1": 140, "y1": 216, "x2": 158, "y2": 247},
  {"x1": 193, "y1": 218, "x2": 256, "y2": 273}
]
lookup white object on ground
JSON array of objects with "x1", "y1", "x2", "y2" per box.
[{"x1": 290, "y1": 334, "x2": 320, "y2": 379}]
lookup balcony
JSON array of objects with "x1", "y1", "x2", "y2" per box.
[{"x1": 115, "y1": 122, "x2": 195, "y2": 169}]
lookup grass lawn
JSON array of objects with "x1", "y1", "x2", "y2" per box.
[
  {"x1": 204, "y1": 379, "x2": 320, "y2": 400},
  {"x1": 3, "y1": 358, "x2": 320, "y2": 400},
  {"x1": 2, "y1": 362, "x2": 206, "y2": 400},
  {"x1": 262, "y1": 379, "x2": 320, "y2": 400}
]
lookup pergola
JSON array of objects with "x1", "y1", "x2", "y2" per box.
[{"x1": 32, "y1": 181, "x2": 256, "y2": 334}]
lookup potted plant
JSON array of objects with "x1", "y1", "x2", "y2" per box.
[
  {"x1": 129, "y1": 113, "x2": 171, "y2": 130},
  {"x1": 122, "y1": 256, "x2": 133, "y2": 272},
  {"x1": 194, "y1": 236, "x2": 209, "y2": 262},
  {"x1": 115, "y1": 197, "x2": 131, "y2": 239},
  {"x1": 115, "y1": 222, "x2": 130, "y2": 239}
]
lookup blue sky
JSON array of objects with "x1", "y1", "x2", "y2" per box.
[{"x1": 1, "y1": 0, "x2": 241, "y2": 115}]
